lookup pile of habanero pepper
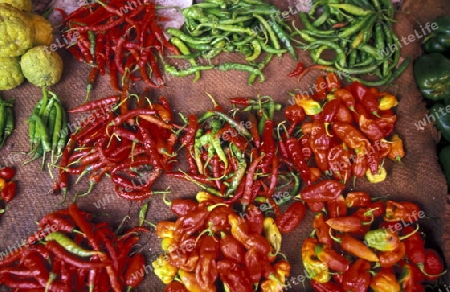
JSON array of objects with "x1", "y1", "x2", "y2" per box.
[
  {"x1": 62, "y1": 0, "x2": 180, "y2": 95},
  {"x1": 164, "y1": 0, "x2": 296, "y2": 85},
  {"x1": 152, "y1": 196, "x2": 290, "y2": 292},
  {"x1": 53, "y1": 91, "x2": 177, "y2": 201},
  {"x1": 0, "y1": 204, "x2": 149, "y2": 291},
  {"x1": 284, "y1": 72, "x2": 404, "y2": 188},
  {"x1": 291, "y1": 0, "x2": 411, "y2": 86},
  {"x1": 303, "y1": 192, "x2": 447, "y2": 292}
]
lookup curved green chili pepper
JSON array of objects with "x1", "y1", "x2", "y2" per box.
[
  {"x1": 45, "y1": 232, "x2": 103, "y2": 257},
  {"x1": 245, "y1": 39, "x2": 262, "y2": 61}
]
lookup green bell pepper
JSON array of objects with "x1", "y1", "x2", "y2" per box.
[
  {"x1": 439, "y1": 146, "x2": 450, "y2": 187},
  {"x1": 413, "y1": 53, "x2": 450, "y2": 102},
  {"x1": 423, "y1": 16, "x2": 450, "y2": 55},
  {"x1": 430, "y1": 103, "x2": 450, "y2": 142}
]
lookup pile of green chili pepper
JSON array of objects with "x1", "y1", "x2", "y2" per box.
[
  {"x1": 304, "y1": 194, "x2": 447, "y2": 291},
  {"x1": 0, "y1": 203, "x2": 149, "y2": 291},
  {"x1": 291, "y1": 0, "x2": 410, "y2": 86},
  {"x1": 0, "y1": 95, "x2": 14, "y2": 149},
  {"x1": 27, "y1": 88, "x2": 67, "y2": 168},
  {"x1": 165, "y1": 0, "x2": 296, "y2": 85}
]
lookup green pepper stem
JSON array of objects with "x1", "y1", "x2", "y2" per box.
[
  {"x1": 399, "y1": 224, "x2": 420, "y2": 241},
  {"x1": 328, "y1": 228, "x2": 342, "y2": 243}
]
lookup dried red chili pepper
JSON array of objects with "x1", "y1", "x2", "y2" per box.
[
  {"x1": 288, "y1": 62, "x2": 304, "y2": 77},
  {"x1": 275, "y1": 201, "x2": 306, "y2": 234}
]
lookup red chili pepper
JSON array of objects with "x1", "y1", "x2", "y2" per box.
[
  {"x1": 217, "y1": 259, "x2": 253, "y2": 292},
  {"x1": 379, "y1": 241, "x2": 406, "y2": 268},
  {"x1": 345, "y1": 192, "x2": 370, "y2": 208},
  {"x1": 229, "y1": 97, "x2": 251, "y2": 106},
  {"x1": 0, "y1": 167, "x2": 15, "y2": 180},
  {"x1": 301, "y1": 180, "x2": 345, "y2": 203},
  {"x1": 326, "y1": 215, "x2": 370, "y2": 232},
  {"x1": 352, "y1": 154, "x2": 368, "y2": 177},
  {"x1": 309, "y1": 121, "x2": 331, "y2": 171},
  {"x1": 174, "y1": 206, "x2": 209, "y2": 239},
  {"x1": 286, "y1": 137, "x2": 311, "y2": 185},
  {"x1": 331, "y1": 122, "x2": 370, "y2": 154},
  {"x1": 327, "y1": 144, "x2": 351, "y2": 183},
  {"x1": 334, "y1": 88, "x2": 355, "y2": 111},
  {"x1": 275, "y1": 201, "x2": 306, "y2": 234},
  {"x1": 288, "y1": 62, "x2": 304, "y2": 77},
  {"x1": 315, "y1": 243, "x2": 350, "y2": 272}
]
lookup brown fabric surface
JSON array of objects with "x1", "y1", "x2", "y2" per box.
[{"x1": 0, "y1": 0, "x2": 450, "y2": 291}]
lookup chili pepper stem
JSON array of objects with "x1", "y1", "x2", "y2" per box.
[
  {"x1": 126, "y1": 286, "x2": 132, "y2": 292},
  {"x1": 398, "y1": 224, "x2": 420, "y2": 241}
]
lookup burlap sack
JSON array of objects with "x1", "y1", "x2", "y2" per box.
[{"x1": 0, "y1": 0, "x2": 449, "y2": 291}]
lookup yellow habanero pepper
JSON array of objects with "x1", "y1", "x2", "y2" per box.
[
  {"x1": 294, "y1": 94, "x2": 322, "y2": 115},
  {"x1": 155, "y1": 221, "x2": 176, "y2": 239},
  {"x1": 378, "y1": 93, "x2": 398, "y2": 111},
  {"x1": 152, "y1": 255, "x2": 178, "y2": 284},
  {"x1": 302, "y1": 238, "x2": 330, "y2": 283},
  {"x1": 263, "y1": 217, "x2": 282, "y2": 255}
]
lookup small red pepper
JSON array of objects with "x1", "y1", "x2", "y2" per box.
[
  {"x1": 326, "y1": 72, "x2": 341, "y2": 92},
  {"x1": 345, "y1": 192, "x2": 370, "y2": 208},
  {"x1": 384, "y1": 200, "x2": 422, "y2": 223},
  {"x1": 300, "y1": 180, "x2": 345, "y2": 203},
  {"x1": 164, "y1": 281, "x2": 188, "y2": 292},
  {"x1": 2, "y1": 181, "x2": 16, "y2": 203},
  {"x1": 124, "y1": 253, "x2": 146, "y2": 288},
  {"x1": 288, "y1": 62, "x2": 304, "y2": 77},
  {"x1": 0, "y1": 167, "x2": 15, "y2": 180},
  {"x1": 219, "y1": 232, "x2": 245, "y2": 263},
  {"x1": 422, "y1": 248, "x2": 446, "y2": 280},
  {"x1": 342, "y1": 258, "x2": 371, "y2": 292},
  {"x1": 310, "y1": 279, "x2": 344, "y2": 292},
  {"x1": 315, "y1": 244, "x2": 350, "y2": 272}
]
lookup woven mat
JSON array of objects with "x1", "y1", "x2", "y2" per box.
[{"x1": 1, "y1": 0, "x2": 450, "y2": 291}]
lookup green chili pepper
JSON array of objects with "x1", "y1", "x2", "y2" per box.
[
  {"x1": 139, "y1": 202, "x2": 149, "y2": 226},
  {"x1": 214, "y1": 111, "x2": 252, "y2": 139},
  {"x1": 298, "y1": 13, "x2": 335, "y2": 37},
  {"x1": 167, "y1": 28, "x2": 213, "y2": 44},
  {"x1": 245, "y1": 39, "x2": 262, "y2": 61},
  {"x1": 328, "y1": 3, "x2": 373, "y2": 16},
  {"x1": 339, "y1": 14, "x2": 376, "y2": 38},
  {"x1": 32, "y1": 114, "x2": 51, "y2": 153},
  {"x1": 52, "y1": 102, "x2": 62, "y2": 157},
  {"x1": 225, "y1": 145, "x2": 246, "y2": 197},
  {"x1": 45, "y1": 232, "x2": 103, "y2": 257},
  {"x1": 3, "y1": 106, "x2": 14, "y2": 140},
  {"x1": 269, "y1": 20, "x2": 297, "y2": 60},
  {"x1": 165, "y1": 64, "x2": 215, "y2": 77},
  {"x1": 248, "y1": 53, "x2": 273, "y2": 86},
  {"x1": 253, "y1": 14, "x2": 281, "y2": 56},
  {"x1": 215, "y1": 62, "x2": 263, "y2": 80}
]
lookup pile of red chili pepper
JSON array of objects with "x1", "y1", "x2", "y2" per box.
[
  {"x1": 152, "y1": 195, "x2": 290, "y2": 292},
  {"x1": 53, "y1": 92, "x2": 177, "y2": 201},
  {"x1": 62, "y1": 0, "x2": 179, "y2": 94},
  {"x1": 0, "y1": 203, "x2": 148, "y2": 291},
  {"x1": 284, "y1": 72, "x2": 404, "y2": 185},
  {"x1": 0, "y1": 166, "x2": 16, "y2": 219},
  {"x1": 304, "y1": 192, "x2": 447, "y2": 292}
]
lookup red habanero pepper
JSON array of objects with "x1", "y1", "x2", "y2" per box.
[
  {"x1": 374, "y1": 139, "x2": 392, "y2": 158},
  {"x1": 379, "y1": 242, "x2": 406, "y2": 268},
  {"x1": 300, "y1": 180, "x2": 345, "y2": 203},
  {"x1": 313, "y1": 75, "x2": 328, "y2": 101},
  {"x1": 327, "y1": 144, "x2": 352, "y2": 183},
  {"x1": 342, "y1": 258, "x2": 372, "y2": 292},
  {"x1": 311, "y1": 279, "x2": 344, "y2": 292},
  {"x1": 326, "y1": 195, "x2": 348, "y2": 218},
  {"x1": 2, "y1": 181, "x2": 16, "y2": 203},
  {"x1": 403, "y1": 226, "x2": 426, "y2": 267},
  {"x1": 384, "y1": 200, "x2": 422, "y2": 223},
  {"x1": 207, "y1": 205, "x2": 233, "y2": 233},
  {"x1": 0, "y1": 167, "x2": 15, "y2": 180},
  {"x1": 217, "y1": 260, "x2": 253, "y2": 292},
  {"x1": 326, "y1": 72, "x2": 342, "y2": 92},
  {"x1": 336, "y1": 103, "x2": 353, "y2": 124},
  {"x1": 285, "y1": 104, "x2": 306, "y2": 134},
  {"x1": 345, "y1": 192, "x2": 371, "y2": 208},
  {"x1": 422, "y1": 249, "x2": 446, "y2": 280},
  {"x1": 321, "y1": 99, "x2": 341, "y2": 123},
  {"x1": 334, "y1": 88, "x2": 355, "y2": 111},
  {"x1": 198, "y1": 235, "x2": 220, "y2": 257},
  {"x1": 245, "y1": 233, "x2": 272, "y2": 256},
  {"x1": 307, "y1": 201, "x2": 325, "y2": 212},
  {"x1": 164, "y1": 281, "x2": 188, "y2": 292},
  {"x1": 170, "y1": 198, "x2": 198, "y2": 217},
  {"x1": 337, "y1": 234, "x2": 379, "y2": 262},
  {"x1": 244, "y1": 248, "x2": 264, "y2": 283},
  {"x1": 366, "y1": 147, "x2": 382, "y2": 174},
  {"x1": 352, "y1": 154, "x2": 368, "y2": 177},
  {"x1": 360, "y1": 90, "x2": 381, "y2": 117},
  {"x1": 331, "y1": 122, "x2": 370, "y2": 154},
  {"x1": 313, "y1": 213, "x2": 332, "y2": 247},
  {"x1": 370, "y1": 268, "x2": 401, "y2": 292},
  {"x1": 174, "y1": 206, "x2": 209, "y2": 238},
  {"x1": 399, "y1": 262, "x2": 425, "y2": 292},
  {"x1": 245, "y1": 204, "x2": 264, "y2": 234},
  {"x1": 124, "y1": 253, "x2": 146, "y2": 289},
  {"x1": 196, "y1": 252, "x2": 218, "y2": 288},
  {"x1": 310, "y1": 167, "x2": 322, "y2": 182},
  {"x1": 286, "y1": 137, "x2": 311, "y2": 185},
  {"x1": 326, "y1": 215, "x2": 370, "y2": 232},
  {"x1": 315, "y1": 244, "x2": 350, "y2": 272},
  {"x1": 220, "y1": 233, "x2": 245, "y2": 263},
  {"x1": 275, "y1": 201, "x2": 306, "y2": 234},
  {"x1": 359, "y1": 115, "x2": 385, "y2": 140},
  {"x1": 310, "y1": 121, "x2": 331, "y2": 171}
]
